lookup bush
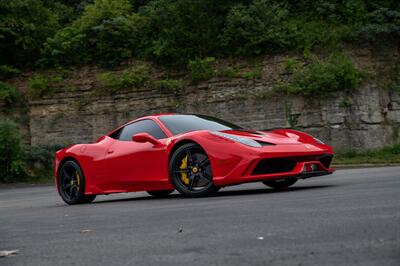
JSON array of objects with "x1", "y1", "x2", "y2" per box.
[
  {"x1": 0, "y1": 65, "x2": 20, "y2": 79},
  {"x1": 97, "y1": 64, "x2": 150, "y2": 93},
  {"x1": 24, "y1": 144, "x2": 63, "y2": 181},
  {"x1": 139, "y1": 0, "x2": 231, "y2": 64},
  {"x1": 152, "y1": 79, "x2": 184, "y2": 93},
  {"x1": 283, "y1": 57, "x2": 299, "y2": 73},
  {"x1": 222, "y1": 0, "x2": 294, "y2": 55},
  {"x1": 187, "y1": 57, "x2": 215, "y2": 81},
  {"x1": 2, "y1": 0, "x2": 400, "y2": 68},
  {"x1": 359, "y1": 8, "x2": 400, "y2": 41},
  {"x1": 0, "y1": 82, "x2": 19, "y2": 109},
  {"x1": 0, "y1": 0, "x2": 59, "y2": 67},
  {"x1": 281, "y1": 54, "x2": 362, "y2": 97},
  {"x1": 214, "y1": 66, "x2": 239, "y2": 78},
  {"x1": 335, "y1": 143, "x2": 400, "y2": 164},
  {"x1": 240, "y1": 66, "x2": 263, "y2": 79},
  {"x1": 29, "y1": 74, "x2": 53, "y2": 99},
  {"x1": 0, "y1": 120, "x2": 25, "y2": 182},
  {"x1": 42, "y1": 0, "x2": 145, "y2": 66}
]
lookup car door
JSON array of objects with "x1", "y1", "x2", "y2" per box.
[{"x1": 100, "y1": 119, "x2": 169, "y2": 192}]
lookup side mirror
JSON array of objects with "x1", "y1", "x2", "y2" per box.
[{"x1": 132, "y1": 133, "x2": 162, "y2": 146}]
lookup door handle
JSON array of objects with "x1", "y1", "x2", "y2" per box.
[{"x1": 107, "y1": 149, "x2": 114, "y2": 154}]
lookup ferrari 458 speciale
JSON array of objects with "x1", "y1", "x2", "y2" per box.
[{"x1": 55, "y1": 114, "x2": 334, "y2": 204}]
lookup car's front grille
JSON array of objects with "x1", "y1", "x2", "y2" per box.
[
  {"x1": 252, "y1": 158, "x2": 297, "y2": 175},
  {"x1": 251, "y1": 154, "x2": 333, "y2": 175}
]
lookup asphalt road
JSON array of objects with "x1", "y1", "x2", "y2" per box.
[{"x1": 1, "y1": 167, "x2": 399, "y2": 266}]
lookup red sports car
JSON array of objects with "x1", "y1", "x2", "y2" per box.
[{"x1": 55, "y1": 114, "x2": 334, "y2": 204}]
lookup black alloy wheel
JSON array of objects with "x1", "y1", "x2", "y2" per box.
[
  {"x1": 169, "y1": 143, "x2": 219, "y2": 197},
  {"x1": 57, "y1": 160, "x2": 96, "y2": 205}
]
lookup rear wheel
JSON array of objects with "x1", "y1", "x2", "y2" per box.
[
  {"x1": 169, "y1": 143, "x2": 219, "y2": 197},
  {"x1": 147, "y1": 189, "x2": 174, "y2": 198},
  {"x1": 262, "y1": 178, "x2": 297, "y2": 189},
  {"x1": 57, "y1": 160, "x2": 96, "y2": 205}
]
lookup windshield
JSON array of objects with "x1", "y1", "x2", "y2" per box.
[{"x1": 159, "y1": 114, "x2": 243, "y2": 135}]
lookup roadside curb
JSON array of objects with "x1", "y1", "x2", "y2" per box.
[
  {"x1": 332, "y1": 163, "x2": 400, "y2": 169},
  {"x1": 0, "y1": 183, "x2": 53, "y2": 189}
]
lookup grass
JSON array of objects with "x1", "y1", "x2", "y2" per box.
[
  {"x1": 333, "y1": 144, "x2": 400, "y2": 165},
  {"x1": 152, "y1": 79, "x2": 184, "y2": 93},
  {"x1": 240, "y1": 65, "x2": 263, "y2": 79},
  {"x1": 97, "y1": 64, "x2": 151, "y2": 94}
]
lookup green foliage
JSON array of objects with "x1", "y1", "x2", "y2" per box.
[
  {"x1": 29, "y1": 75, "x2": 53, "y2": 99},
  {"x1": 283, "y1": 58, "x2": 299, "y2": 73},
  {"x1": 222, "y1": 0, "x2": 294, "y2": 55},
  {"x1": 334, "y1": 144, "x2": 400, "y2": 164},
  {"x1": 0, "y1": 82, "x2": 19, "y2": 109},
  {"x1": 284, "y1": 103, "x2": 299, "y2": 129},
  {"x1": 281, "y1": 54, "x2": 362, "y2": 97},
  {"x1": 0, "y1": 119, "x2": 65, "y2": 183},
  {"x1": 187, "y1": 57, "x2": 215, "y2": 81},
  {"x1": 0, "y1": 65, "x2": 20, "y2": 79},
  {"x1": 240, "y1": 66, "x2": 263, "y2": 79},
  {"x1": 0, "y1": 120, "x2": 25, "y2": 182},
  {"x1": 0, "y1": 0, "x2": 60, "y2": 67},
  {"x1": 97, "y1": 64, "x2": 150, "y2": 93},
  {"x1": 214, "y1": 66, "x2": 239, "y2": 78},
  {"x1": 360, "y1": 8, "x2": 400, "y2": 41},
  {"x1": 214, "y1": 64, "x2": 263, "y2": 79},
  {"x1": 339, "y1": 96, "x2": 352, "y2": 107},
  {"x1": 139, "y1": 0, "x2": 231, "y2": 64},
  {"x1": 152, "y1": 79, "x2": 184, "y2": 93},
  {"x1": 42, "y1": 0, "x2": 145, "y2": 66},
  {"x1": 1, "y1": 0, "x2": 400, "y2": 69},
  {"x1": 23, "y1": 144, "x2": 63, "y2": 182},
  {"x1": 0, "y1": 118, "x2": 65, "y2": 183}
]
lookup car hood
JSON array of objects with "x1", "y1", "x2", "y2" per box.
[{"x1": 220, "y1": 129, "x2": 304, "y2": 145}]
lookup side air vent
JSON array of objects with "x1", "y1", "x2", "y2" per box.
[{"x1": 319, "y1": 155, "x2": 333, "y2": 168}]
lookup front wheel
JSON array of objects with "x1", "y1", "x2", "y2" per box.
[
  {"x1": 169, "y1": 143, "x2": 219, "y2": 197},
  {"x1": 57, "y1": 160, "x2": 96, "y2": 205},
  {"x1": 262, "y1": 178, "x2": 297, "y2": 189}
]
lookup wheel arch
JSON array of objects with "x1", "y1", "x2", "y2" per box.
[
  {"x1": 168, "y1": 139, "x2": 207, "y2": 163},
  {"x1": 57, "y1": 156, "x2": 84, "y2": 177}
]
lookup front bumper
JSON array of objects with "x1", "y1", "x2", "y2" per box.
[{"x1": 212, "y1": 153, "x2": 334, "y2": 186}]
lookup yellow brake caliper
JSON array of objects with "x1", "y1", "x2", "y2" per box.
[
  {"x1": 180, "y1": 155, "x2": 190, "y2": 185},
  {"x1": 75, "y1": 171, "x2": 80, "y2": 191}
]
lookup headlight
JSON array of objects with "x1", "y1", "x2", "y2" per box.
[
  {"x1": 313, "y1": 136, "x2": 325, "y2": 144},
  {"x1": 210, "y1": 131, "x2": 262, "y2": 148}
]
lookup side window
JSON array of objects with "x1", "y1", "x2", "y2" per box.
[
  {"x1": 118, "y1": 119, "x2": 167, "y2": 141},
  {"x1": 109, "y1": 128, "x2": 122, "y2": 139}
]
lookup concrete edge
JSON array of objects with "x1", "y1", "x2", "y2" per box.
[{"x1": 332, "y1": 163, "x2": 400, "y2": 169}]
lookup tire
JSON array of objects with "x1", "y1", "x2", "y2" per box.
[
  {"x1": 57, "y1": 160, "x2": 96, "y2": 205},
  {"x1": 147, "y1": 189, "x2": 174, "y2": 198},
  {"x1": 262, "y1": 178, "x2": 297, "y2": 189},
  {"x1": 169, "y1": 143, "x2": 219, "y2": 197}
]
